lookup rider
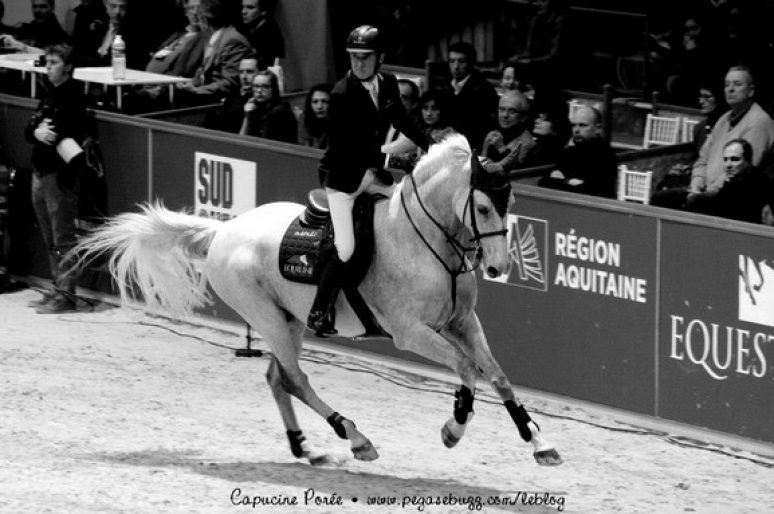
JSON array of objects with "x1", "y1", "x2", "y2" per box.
[{"x1": 307, "y1": 25, "x2": 432, "y2": 336}]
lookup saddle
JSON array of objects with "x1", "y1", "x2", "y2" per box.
[{"x1": 278, "y1": 189, "x2": 389, "y2": 338}]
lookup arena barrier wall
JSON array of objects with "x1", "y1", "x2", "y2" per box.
[{"x1": 1, "y1": 93, "x2": 772, "y2": 444}]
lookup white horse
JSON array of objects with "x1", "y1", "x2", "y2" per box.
[{"x1": 73, "y1": 134, "x2": 562, "y2": 466}]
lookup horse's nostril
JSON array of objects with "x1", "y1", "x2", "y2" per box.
[{"x1": 486, "y1": 266, "x2": 499, "y2": 278}]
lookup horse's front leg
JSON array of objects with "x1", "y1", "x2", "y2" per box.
[
  {"x1": 445, "y1": 312, "x2": 563, "y2": 466},
  {"x1": 392, "y1": 323, "x2": 478, "y2": 448}
]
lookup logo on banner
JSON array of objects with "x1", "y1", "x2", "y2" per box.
[
  {"x1": 739, "y1": 254, "x2": 774, "y2": 328},
  {"x1": 195, "y1": 152, "x2": 256, "y2": 220},
  {"x1": 484, "y1": 214, "x2": 548, "y2": 291}
]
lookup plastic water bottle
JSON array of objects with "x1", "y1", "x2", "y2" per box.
[{"x1": 111, "y1": 34, "x2": 126, "y2": 80}]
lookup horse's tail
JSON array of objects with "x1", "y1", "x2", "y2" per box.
[{"x1": 72, "y1": 202, "x2": 222, "y2": 316}]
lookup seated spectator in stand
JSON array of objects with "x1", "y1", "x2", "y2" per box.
[
  {"x1": 689, "y1": 138, "x2": 774, "y2": 223},
  {"x1": 122, "y1": 0, "x2": 210, "y2": 112},
  {"x1": 508, "y1": 0, "x2": 567, "y2": 87},
  {"x1": 240, "y1": 0, "x2": 284, "y2": 71},
  {"x1": 652, "y1": 66, "x2": 774, "y2": 209},
  {"x1": 82, "y1": 0, "x2": 127, "y2": 67},
  {"x1": 664, "y1": 16, "x2": 714, "y2": 105},
  {"x1": 297, "y1": 83, "x2": 332, "y2": 149},
  {"x1": 144, "y1": 0, "x2": 208, "y2": 78},
  {"x1": 499, "y1": 61, "x2": 519, "y2": 92},
  {"x1": 175, "y1": 0, "x2": 252, "y2": 107},
  {"x1": 419, "y1": 90, "x2": 454, "y2": 143},
  {"x1": 441, "y1": 41, "x2": 499, "y2": 152},
  {"x1": 239, "y1": 69, "x2": 296, "y2": 143},
  {"x1": 538, "y1": 105, "x2": 617, "y2": 198},
  {"x1": 205, "y1": 56, "x2": 258, "y2": 132},
  {"x1": 397, "y1": 78, "x2": 420, "y2": 122},
  {"x1": 15, "y1": 0, "x2": 69, "y2": 49},
  {"x1": 123, "y1": 0, "x2": 186, "y2": 70},
  {"x1": 71, "y1": 0, "x2": 108, "y2": 66},
  {"x1": 692, "y1": 82, "x2": 728, "y2": 153},
  {"x1": 523, "y1": 99, "x2": 570, "y2": 167},
  {"x1": 481, "y1": 90, "x2": 535, "y2": 173}
]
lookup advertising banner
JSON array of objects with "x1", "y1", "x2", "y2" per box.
[
  {"x1": 477, "y1": 194, "x2": 658, "y2": 412},
  {"x1": 659, "y1": 221, "x2": 774, "y2": 442}
]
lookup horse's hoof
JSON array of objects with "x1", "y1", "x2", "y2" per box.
[
  {"x1": 352, "y1": 441, "x2": 379, "y2": 461},
  {"x1": 534, "y1": 448, "x2": 563, "y2": 466},
  {"x1": 306, "y1": 451, "x2": 337, "y2": 466},
  {"x1": 441, "y1": 424, "x2": 460, "y2": 448}
]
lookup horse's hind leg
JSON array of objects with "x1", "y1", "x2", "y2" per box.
[
  {"x1": 264, "y1": 325, "x2": 331, "y2": 465},
  {"x1": 253, "y1": 308, "x2": 378, "y2": 462},
  {"x1": 446, "y1": 313, "x2": 563, "y2": 466}
]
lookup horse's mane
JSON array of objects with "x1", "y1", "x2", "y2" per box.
[{"x1": 410, "y1": 132, "x2": 471, "y2": 186}]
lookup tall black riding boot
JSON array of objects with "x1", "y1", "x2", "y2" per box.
[{"x1": 307, "y1": 254, "x2": 345, "y2": 337}]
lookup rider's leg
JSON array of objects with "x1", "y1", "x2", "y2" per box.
[{"x1": 306, "y1": 188, "x2": 355, "y2": 336}]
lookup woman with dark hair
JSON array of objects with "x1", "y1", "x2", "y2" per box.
[
  {"x1": 240, "y1": 69, "x2": 297, "y2": 143},
  {"x1": 523, "y1": 100, "x2": 570, "y2": 167},
  {"x1": 297, "y1": 83, "x2": 332, "y2": 149},
  {"x1": 418, "y1": 89, "x2": 454, "y2": 143}
]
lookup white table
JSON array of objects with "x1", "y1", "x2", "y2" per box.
[
  {"x1": 0, "y1": 52, "x2": 44, "y2": 97},
  {"x1": 0, "y1": 56, "x2": 191, "y2": 110},
  {"x1": 74, "y1": 67, "x2": 191, "y2": 110}
]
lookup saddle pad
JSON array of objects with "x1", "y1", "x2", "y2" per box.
[{"x1": 278, "y1": 216, "x2": 326, "y2": 284}]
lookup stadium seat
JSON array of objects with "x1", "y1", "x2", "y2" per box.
[
  {"x1": 643, "y1": 114, "x2": 680, "y2": 148},
  {"x1": 681, "y1": 117, "x2": 699, "y2": 144},
  {"x1": 617, "y1": 164, "x2": 652, "y2": 204}
]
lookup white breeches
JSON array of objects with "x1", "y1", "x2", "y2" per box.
[{"x1": 326, "y1": 168, "x2": 394, "y2": 262}]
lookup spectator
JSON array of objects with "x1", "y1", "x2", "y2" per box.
[
  {"x1": 664, "y1": 16, "x2": 713, "y2": 105},
  {"x1": 25, "y1": 43, "x2": 91, "y2": 313},
  {"x1": 538, "y1": 105, "x2": 617, "y2": 198},
  {"x1": 144, "y1": 0, "x2": 208, "y2": 78},
  {"x1": 239, "y1": 0, "x2": 284, "y2": 70},
  {"x1": 481, "y1": 90, "x2": 535, "y2": 173},
  {"x1": 508, "y1": 0, "x2": 568, "y2": 87},
  {"x1": 652, "y1": 66, "x2": 774, "y2": 209},
  {"x1": 297, "y1": 83, "x2": 332, "y2": 149},
  {"x1": 71, "y1": 0, "x2": 108, "y2": 66},
  {"x1": 205, "y1": 56, "x2": 258, "y2": 133},
  {"x1": 175, "y1": 0, "x2": 252, "y2": 107},
  {"x1": 418, "y1": 89, "x2": 454, "y2": 144},
  {"x1": 123, "y1": 0, "x2": 186, "y2": 70},
  {"x1": 14, "y1": 0, "x2": 69, "y2": 49},
  {"x1": 89, "y1": 0, "x2": 127, "y2": 67},
  {"x1": 523, "y1": 99, "x2": 570, "y2": 167},
  {"x1": 397, "y1": 78, "x2": 420, "y2": 122},
  {"x1": 691, "y1": 82, "x2": 728, "y2": 153},
  {"x1": 689, "y1": 138, "x2": 774, "y2": 224},
  {"x1": 441, "y1": 41, "x2": 498, "y2": 152},
  {"x1": 499, "y1": 61, "x2": 520, "y2": 92},
  {"x1": 239, "y1": 70, "x2": 296, "y2": 143}
]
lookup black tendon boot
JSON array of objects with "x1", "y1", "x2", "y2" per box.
[{"x1": 307, "y1": 254, "x2": 345, "y2": 337}]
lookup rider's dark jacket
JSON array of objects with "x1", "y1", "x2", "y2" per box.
[{"x1": 319, "y1": 70, "x2": 430, "y2": 193}]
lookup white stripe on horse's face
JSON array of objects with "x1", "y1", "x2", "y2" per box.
[{"x1": 470, "y1": 190, "x2": 511, "y2": 279}]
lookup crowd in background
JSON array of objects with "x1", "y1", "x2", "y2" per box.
[{"x1": 2, "y1": 0, "x2": 774, "y2": 296}]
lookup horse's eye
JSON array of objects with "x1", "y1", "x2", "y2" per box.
[{"x1": 477, "y1": 205, "x2": 490, "y2": 216}]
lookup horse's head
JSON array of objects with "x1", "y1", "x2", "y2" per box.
[{"x1": 467, "y1": 153, "x2": 512, "y2": 279}]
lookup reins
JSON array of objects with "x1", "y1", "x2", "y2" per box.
[{"x1": 399, "y1": 167, "x2": 507, "y2": 330}]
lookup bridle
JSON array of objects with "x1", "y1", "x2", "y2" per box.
[{"x1": 399, "y1": 156, "x2": 510, "y2": 328}]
